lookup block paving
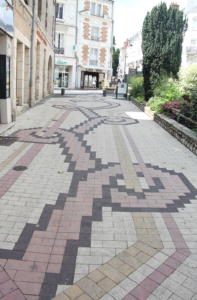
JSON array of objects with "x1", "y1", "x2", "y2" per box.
[{"x1": 0, "y1": 91, "x2": 197, "y2": 300}]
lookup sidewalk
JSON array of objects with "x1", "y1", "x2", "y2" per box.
[{"x1": 0, "y1": 91, "x2": 197, "y2": 300}]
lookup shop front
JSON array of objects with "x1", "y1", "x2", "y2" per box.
[
  {"x1": 81, "y1": 71, "x2": 105, "y2": 89},
  {"x1": 54, "y1": 59, "x2": 69, "y2": 88}
]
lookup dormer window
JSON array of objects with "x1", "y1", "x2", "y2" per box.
[
  {"x1": 91, "y1": 2, "x2": 102, "y2": 17},
  {"x1": 56, "y1": 3, "x2": 64, "y2": 19}
]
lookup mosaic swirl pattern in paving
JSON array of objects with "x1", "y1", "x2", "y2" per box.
[{"x1": 0, "y1": 92, "x2": 197, "y2": 300}]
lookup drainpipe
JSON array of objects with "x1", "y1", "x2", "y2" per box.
[
  {"x1": 29, "y1": 0, "x2": 35, "y2": 107},
  {"x1": 53, "y1": 0, "x2": 57, "y2": 84},
  {"x1": 75, "y1": 0, "x2": 78, "y2": 89},
  {"x1": 110, "y1": 1, "x2": 114, "y2": 77}
]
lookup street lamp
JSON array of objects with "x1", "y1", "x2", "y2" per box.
[{"x1": 124, "y1": 43, "x2": 132, "y2": 81}]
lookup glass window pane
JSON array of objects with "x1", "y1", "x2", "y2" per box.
[
  {"x1": 59, "y1": 5, "x2": 63, "y2": 19},
  {"x1": 97, "y1": 4, "x2": 101, "y2": 16},
  {"x1": 91, "y1": 3, "x2": 96, "y2": 14}
]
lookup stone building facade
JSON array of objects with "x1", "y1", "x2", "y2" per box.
[
  {"x1": 78, "y1": 0, "x2": 114, "y2": 88},
  {"x1": 0, "y1": 0, "x2": 55, "y2": 124},
  {"x1": 54, "y1": 0, "x2": 114, "y2": 90}
]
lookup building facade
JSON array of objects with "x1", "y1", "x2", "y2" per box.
[
  {"x1": 54, "y1": 0, "x2": 114, "y2": 90},
  {"x1": 0, "y1": 0, "x2": 14, "y2": 124},
  {"x1": 117, "y1": 31, "x2": 143, "y2": 79},
  {"x1": 0, "y1": 0, "x2": 55, "y2": 124},
  {"x1": 181, "y1": 0, "x2": 197, "y2": 67},
  {"x1": 77, "y1": 0, "x2": 114, "y2": 88},
  {"x1": 54, "y1": 0, "x2": 77, "y2": 89}
]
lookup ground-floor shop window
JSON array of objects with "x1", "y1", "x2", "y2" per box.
[{"x1": 54, "y1": 65, "x2": 69, "y2": 88}]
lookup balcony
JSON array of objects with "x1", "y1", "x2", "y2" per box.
[
  {"x1": 55, "y1": 47, "x2": 64, "y2": 54},
  {"x1": 89, "y1": 60, "x2": 98, "y2": 66},
  {"x1": 186, "y1": 47, "x2": 197, "y2": 53},
  {"x1": 91, "y1": 36, "x2": 100, "y2": 41}
]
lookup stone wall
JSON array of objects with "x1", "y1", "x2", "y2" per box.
[{"x1": 130, "y1": 97, "x2": 197, "y2": 155}]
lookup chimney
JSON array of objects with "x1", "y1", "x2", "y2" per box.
[{"x1": 170, "y1": 2, "x2": 179, "y2": 9}]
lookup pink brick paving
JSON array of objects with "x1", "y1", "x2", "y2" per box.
[
  {"x1": 122, "y1": 213, "x2": 190, "y2": 300},
  {"x1": 0, "y1": 95, "x2": 196, "y2": 300},
  {"x1": 0, "y1": 265, "x2": 26, "y2": 300}
]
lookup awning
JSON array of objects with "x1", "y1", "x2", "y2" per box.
[{"x1": 79, "y1": 65, "x2": 112, "y2": 71}]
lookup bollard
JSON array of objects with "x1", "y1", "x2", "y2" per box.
[
  {"x1": 61, "y1": 88, "x2": 65, "y2": 95},
  {"x1": 103, "y1": 89, "x2": 106, "y2": 97}
]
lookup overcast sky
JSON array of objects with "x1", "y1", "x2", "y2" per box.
[{"x1": 114, "y1": 0, "x2": 188, "y2": 48}]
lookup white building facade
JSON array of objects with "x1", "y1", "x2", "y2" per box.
[
  {"x1": 54, "y1": 0, "x2": 77, "y2": 89},
  {"x1": 54, "y1": 0, "x2": 114, "y2": 89},
  {"x1": 77, "y1": 0, "x2": 114, "y2": 88},
  {"x1": 181, "y1": 0, "x2": 197, "y2": 67},
  {"x1": 117, "y1": 31, "x2": 143, "y2": 79}
]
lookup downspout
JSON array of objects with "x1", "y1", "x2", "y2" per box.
[
  {"x1": 75, "y1": 0, "x2": 78, "y2": 89},
  {"x1": 110, "y1": 1, "x2": 114, "y2": 77},
  {"x1": 53, "y1": 0, "x2": 57, "y2": 84},
  {"x1": 29, "y1": 0, "x2": 35, "y2": 107}
]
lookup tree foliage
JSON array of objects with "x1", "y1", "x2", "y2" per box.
[
  {"x1": 112, "y1": 36, "x2": 120, "y2": 76},
  {"x1": 142, "y1": 2, "x2": 188, "y2": 100}
]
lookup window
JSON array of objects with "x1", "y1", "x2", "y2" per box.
[
  {"x1": 90, "y1": 49, "x2": 98, "y2": 65},
  {"x1": 37, "y1": 0, "x2": 42, "y2": 20},
  {"x1": 55, "y1": 33, "x2": 64, "y2": 54},
  {"x1": 191, "y1": 40, "x2": 196, "y2": 52},
  {"x1": 193, "y1": 19, "x2": 197, "y2": 30},
  {"x1": 91, "y1": 27, "x2": 99, "y2": 41},
  {"x1": 56, "y1": 3, "x2": 64, "y2": 19},
  {"x1": 91, "y1": 2, "x2": 102, "y2": 16}
]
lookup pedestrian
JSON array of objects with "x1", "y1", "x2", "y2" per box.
[{"x1": 93, "y1": 76, "x2": 97, "y2": 89}]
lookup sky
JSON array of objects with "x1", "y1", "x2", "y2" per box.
[{"x1": 114, "y1": 0, "x2": 188, "y2": 48}]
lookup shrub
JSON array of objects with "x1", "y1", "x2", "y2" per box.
[
  {"x1": 137, "y1": 96, "x2": 144, "y2": 103},
  {"x1": 179, "y1": 64, "x2": 197, "y2": 97},
  {"x1": 130, "y1": 76, "x2": 144, "y2": 99},
  {"x1": 154, "y1": 76, "x2": 183, "y2": 102},
  {"x1": 148, "y1": 96, "x2": 166, "y2": 112}
]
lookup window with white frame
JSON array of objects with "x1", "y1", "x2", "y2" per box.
[
  {"x1": 91, "y1": 27, "x2": 100, "y2": 41},
  {"x1": 56, "y1": 3, "x2": 64, "y2": 19},
  {"x1": 55, "y1": 33, "x2": 64, "y2": 54},
  {"x1": 91, "y1": 2, "x2": 102, "y2": 17},
  {"x1": 90, "y1": 49, "x2": 98, "y2": 65},
  {"x1": 193, "y1": 19, "x2": 197, "y2": 30},
  {"x1": 191, "y1": 40, "x2": 196, "y2": 51}
]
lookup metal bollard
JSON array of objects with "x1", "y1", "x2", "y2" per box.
[
  {"x1": 61, "y1": 88, "x2": 65, "y2": 95},
  {"x1": 103, "y1": 89, "x2": 106, "y2": 97}
]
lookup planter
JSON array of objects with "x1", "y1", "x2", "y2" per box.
[{"x1": 130, "y1": 96, "x2": 197, "y2": 155}]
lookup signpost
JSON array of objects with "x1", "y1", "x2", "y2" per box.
[{"x1": 116, "y1": 82, "x2": 128, "y2": 99}]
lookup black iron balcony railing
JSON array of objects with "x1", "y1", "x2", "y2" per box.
[
  {"x1": 55, "y1": 47, "x2": 64, "y2": 54},
  {"x1": 186, "y1": 47, "x2": 197, "y2": 53},
  {"x1": 91, "y1": 36, "x2": 100, "y2": 41},
  {"x1": 89, "y1": 60, "x2": 98, "y2": 66}
]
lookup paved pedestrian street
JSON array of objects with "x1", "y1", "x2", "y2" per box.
[{"x1": 1, "y1": 91, "x2": 197, "y2": 300}]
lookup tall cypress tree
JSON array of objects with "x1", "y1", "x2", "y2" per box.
[{"x1": 142, "y1": 2, "x2": 188, "y2": 100}]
